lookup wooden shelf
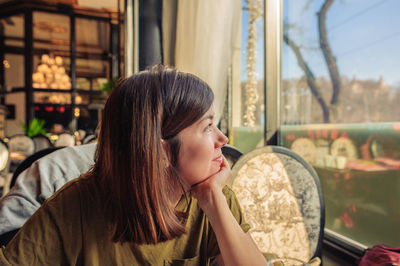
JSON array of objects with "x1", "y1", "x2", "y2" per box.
[
  {"x1": 9, "y1": 87, "x2": 103, "y2": 95},
  {"x1": 76, "y1": 89, "x2": 103, "y2": 95},
  {"x1": 3, "y1": 45, "x2": 109, "y2": 61}
]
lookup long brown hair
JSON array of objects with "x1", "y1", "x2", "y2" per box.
[{"x1": 90, "y1": 65, "x2": 213, "y2": 244}]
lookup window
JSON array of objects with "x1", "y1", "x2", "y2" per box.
[
  {"x1": 230, "y1": 0, "x2": 265, "y2": 154},
  {"x1": 281, "y1": 0, "x2": 400, "y2": 246},
  {"x1": 75, "y1": 18, "x2": 110, "y2": 91}
]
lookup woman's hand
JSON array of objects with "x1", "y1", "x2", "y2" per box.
[
  {"x1": 190, "y1": 156, "x2": 231, "y2": 209},
  {"x1": 191, "y1": 156, "x2": 268, "y2": 266}
]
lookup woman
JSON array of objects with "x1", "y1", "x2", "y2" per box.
[{"x1": 0, "y1": 65, "x2": 267, "y2": 265}]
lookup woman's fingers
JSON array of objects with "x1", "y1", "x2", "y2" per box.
[
  {"x1": 190, "y1": 156, "x2": 232, "y2": 197},
  {"x1": 215, "y1": 156, "x2": 232, "y2": 187}
]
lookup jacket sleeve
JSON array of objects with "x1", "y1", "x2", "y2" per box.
[
  {"x1": 0, "y1": 180, "x2": 84, "y2": 265},
  {"x1": 0, "y1": 144, "x2": 96, "y2": 236},
  {"x1": 0, "y1": 162, "x2": 47, "y2": 235},
  {"x1": 207, "y1": 185, "x2": 251, "y2": 258}
]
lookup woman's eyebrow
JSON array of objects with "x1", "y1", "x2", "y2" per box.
[{"x1": 198, "y1": 114, "x2": 214, "y2": 123}]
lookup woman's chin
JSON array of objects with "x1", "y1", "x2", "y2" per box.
[
  {"x1": 192, "y1": 176, "x2": 210, "y2": 186},
  {"x1": 202, "y1": 168, "x2": 221, "y2": 182},
  {"x1": 188, "y1": 167, "x2": 221, "y2": 187}
]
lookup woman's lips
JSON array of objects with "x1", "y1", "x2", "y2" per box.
[{"x1": 213, "y1": 155, "x2": 223, "y2": 164}]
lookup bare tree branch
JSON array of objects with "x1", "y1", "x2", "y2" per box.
[
  {"x1": 303, "y1": 0, "x2": 314, "y2": 12},
  {"x1": 283, "y1": 33, "x2": 330, "y2": 122},
  {"x1": 318, "y1": 0, "x2": 342, "y2": 105},
  {"x1": 283, "y1": 0, "x2": 341, "y2": 123}
]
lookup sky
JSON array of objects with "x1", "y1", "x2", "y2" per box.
[
  {"x1": 282, "y1": 0, "x2": 400, "y2": 86},
  {"x1": 241, "y1": 0, "x2": 400, "y2": 87}
]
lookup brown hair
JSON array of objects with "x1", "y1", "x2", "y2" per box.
[{"x1": 90, "y1": 65, "x2": 213, "y2": 244}]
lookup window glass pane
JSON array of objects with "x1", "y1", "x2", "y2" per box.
[
  {"x1": 76, "y1": 18, "x2": 110, "y2": 90},
  {"x1": 230, "y1": 0, "x2": 265, "y2": 154},
  {"x1": 4, "y1": 54, "x2": 24, "y2": 90},
  {"x1": 33, "y1": 12, "x2": 70, "y2": 53},
  {"x1": 76, "y1": 18, "x2": 110, "y2": 53},
  {"x1": 2, "y1": 14, "x2": 25, "y2": 91},
  {"x1": 281, "y1": 0, "x2": 400, "y2": 246},
  {"x1": 2, "y1": 14, "x2": 24, "y2": 48},
  {"x1": 32, "y1": 12, "x2": 71, "y2": 91}
]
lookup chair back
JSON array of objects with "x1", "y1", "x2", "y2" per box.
[
  {"x1": 54, "y1": 133, "x2": 75, "y2": 147},
  {"x1": 222, "y1": 144, "x2": 243, "y2": 167},
  {"x1": 32, "y1": 135, "x2": 53, "y2": 152},
  {"x1": 8, "y1": 135, "x2": 35, "y2": 158},
  {"x1": 0, "y1": 139, "x2": 9, "y2": 172},
  {"x1": 82, "y1": 134, "x2": 97, "y2": 144},
  {"x1": 1, "y1": 146, "x2": 63, "y2": 245},
  {"x1": 9, "y1": 147, "x2": 63, "y2": 189},
  {"x1": 77, "y1": 129, "x2": 86, "y2": 140},
  {"x1": 0, "y1": 139, "x2": 10, "y2": 197},
  {"x1": 230, "y1": 145, "x2": 325, "y2": 264}
]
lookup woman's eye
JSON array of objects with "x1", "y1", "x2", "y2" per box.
[{"x1": 205, "y1": 123, "x2": 213, "y2": 132}]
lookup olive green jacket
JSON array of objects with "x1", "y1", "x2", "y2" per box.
[{"x1": 0, "y1": 176, "x2": 249, "y2": 265}]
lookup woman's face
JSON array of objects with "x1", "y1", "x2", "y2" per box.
[{"x1": 176, "y1": 106, "x2": 228, "y2": 188}]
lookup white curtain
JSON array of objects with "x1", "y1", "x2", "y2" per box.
[{"x1": 162, "y1": 0, "x2": 241, "y2": 123}]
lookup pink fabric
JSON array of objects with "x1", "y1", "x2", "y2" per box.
[{"x1": 359, "y1": 245, "x2": 400, "y2": 266}]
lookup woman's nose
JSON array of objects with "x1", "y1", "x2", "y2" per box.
[{"x1": 215, "y1": 129, "x2": 229, "y2": 147}]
